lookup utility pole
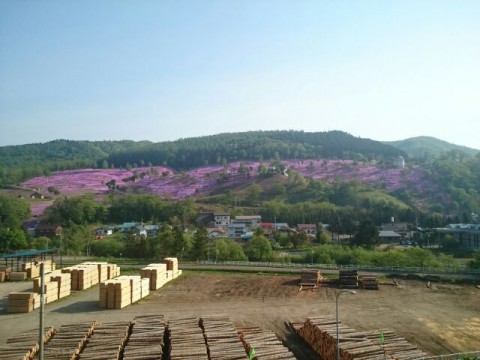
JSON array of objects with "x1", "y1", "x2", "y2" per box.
[{"x1": 38, "y1": 261, "x2": 45, "y2": 360}]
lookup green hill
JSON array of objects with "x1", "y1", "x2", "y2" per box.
[{"x1": 385, "y1": 136, "x2": 479, "y2": 159}]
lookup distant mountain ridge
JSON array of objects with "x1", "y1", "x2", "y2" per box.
[{"x1": 385, "y1": 136, "x2": 479, "y2": 159}]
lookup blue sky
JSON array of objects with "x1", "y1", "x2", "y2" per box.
[{"x1": 1, "y1": 1, "x2": 479, "y2": 148}]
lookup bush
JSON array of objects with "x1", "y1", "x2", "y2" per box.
[{"x1": 90, "y1": 238, "x2": 125, "y2": 257}]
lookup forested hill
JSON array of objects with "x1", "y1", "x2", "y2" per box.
[
  {"x1": 385, "y1": 136, "x2": 479, "y2": 159},
  {"x1": 0, "y1": 131, "x2": 403, "y2": 186},
  {"x1": 107, "y1": 130, "x2": 404, "y2": 169}
]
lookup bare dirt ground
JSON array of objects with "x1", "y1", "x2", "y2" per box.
[{"x1": 1, "y1": 271, "x2": 479, "y2": 358}]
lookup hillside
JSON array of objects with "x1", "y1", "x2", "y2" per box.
[{"x1": 385, "y1": 136, "x2": 479, "y2": 159}]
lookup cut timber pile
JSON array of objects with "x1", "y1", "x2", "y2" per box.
[
  {"x1": 299, "y1": 269, "x2": 323, "y2": 291},
  {"x1": 77, "y1": 321, "x2": 131, "y2": 360},
  {"x1": 239, "y1": 327, "x2": 297, "y2": 359},
  {"x1": 200, "y1": 314, "x2": 248, "y2": 360},
  {"x1": 7, "y1": 292, "x2": 40, "y2": 313},
  {"x1": 0, "y1": 327, "x2": 54, "y2": 360},
  {"x1": 62, "y1": 262, "x2": 119, "y2": 290},
  {"x1": 123, "y1": 315, "x2": 166, "y2": 360},
  {"x1": 9, "y1": 271, "x2": 27, "y2": 281},
  {"x1": 140, "y1": 263, "x2": 168, "y2": 290},
  {"x1": 40, "y1": 322, "x2": 96, "y2": 360},
  {"x1": 168, "y1": 317, "x2": 209, "y2": 360},
  {"x1": 0, "y1": 270, "x2": 5, "y2": 282},
  {"x1": 360, "y1": 276, "x2": 379, "y2": 290},
  {"x1": 23, "y1": 259, "x2": 55, "y2": 278},
  {"x1": 295, "y1": 316, "x2": 430, "y2": 360},
  {"x1": 99, "y1": 275, "x2": 148, "y2": 309},
  {"x1": 338, "y1": 270, "x2": 359, "y2": 289}
]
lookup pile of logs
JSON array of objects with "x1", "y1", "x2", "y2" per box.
[
  {"x1": 338, "y1": 270, "x2": 359, "y2": 289},
  {"x1": 200, "y1": 314, "x2": 248, "y2": 360},
  {"x1": 9, "y1": 271, "x2": 28, "y2": 281},
  {"x1": 295, "y1": 316, "x2": 430, "y2": 360},
  {"x1": 41, "y1": 322, "x2": 96, "y2": 360},
  {"x1": 77, "y1": 321, "x2": 131, "y2": 360},
  {"x1": 360, "y1": 276, "x2": 379, "y2": 290},
  {"x1": 168, "y1": 317, "x2": 209, "y2": 360},
  {"x1": 0, "y1": 327, "x2": 55, "y2": 360},
  {"x1": 239, "y1": 327, "x2": 297, "y2": 359},
  {"x1": 123, "y1": 315, "x2": 166, "y2": 360}
]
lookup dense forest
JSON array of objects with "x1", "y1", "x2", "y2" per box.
[{"x1": 0, "y1": 131, "x2": 402, "y2": 186}]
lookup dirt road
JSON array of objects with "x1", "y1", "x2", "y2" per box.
[{"x1": 0, "y1": 271, "x2": 479, "y2": 358}]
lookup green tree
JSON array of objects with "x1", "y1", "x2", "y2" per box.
[
  {"x1": 351, "y1": 219, "x2": 379, "y2": 250},
  {"x1": 243, "y1": 233, "x2": 273, "y2": 261},
  {"x1": 0, "y1": 228, "x2": 28, "y2": 253},
  {"x1": 191, "y1": 226, "x2": 209, "y2": 260}
]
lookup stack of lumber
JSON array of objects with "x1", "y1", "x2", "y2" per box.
[
  {"x1": 360, "y1": 276, "x2": 379, "y2": 290},
  {"x1": 51, "y1": 272, "x2": 72, "y2": 299},
  {"x1": 164, "y1": 257, "x2": 182, "y2": 279},
  {"x1": 239, "y1": 328, "x2": 297, "y2": 360},
  {"x1": 38, "y1": 280, "x2": 59, "y2": 304},
  {"x1": 168, "y1": 317, "x2": 209, "y2": 360},
  {"x1": 300, "y1": 269, "x2": 322, "y2": 284},
  {"x1": 140, "y1": 263, "x2": 168, "y2": 290},
  {"x1": 295, "y1": 316, "x2": 430, "y2": 360},
  {"x1": 0, "y1": 327, "x2": 55, "y2": 360},
  {"x1": 99, "y1": 275, "x2": 147, "y2": 309},
  {"x1": 141, "y1": 277, "x2": 150, "y2": 298},
  {"x1": 7, "y1": 292, "x2": 40, "y2": 313},
  {"x1": 77, "y1": 321, "x2": 131, "y2": 360},
  {"x1": 338, "y1": 270, "x2": 359, "y2": 289},
  {"x1": 199, "y1": 314, "x2": 248, "y2": 360},
  {"x1": 123, "y1": 315, "x2": 166, "y2": 360},
  {"x1": 0, "y1": 265, "x2": 11, "y2": 281},
  {"x1": 82, "y1": 262, "x2": 120, "y2": 283},
  {"x1": 23, "y1": 260, "x2": 55, "y2": 278},
  {"x1": 9, "y1": 271, "x2": 28, "y2": 281},
  {"x1": 42, "y1": 322, "x2": 96, "y2": 360}
]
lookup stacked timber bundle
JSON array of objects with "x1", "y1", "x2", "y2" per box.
[
  {"x1": 140, "y1": 263, "x2": 168, "y2": 290},
  {"x1": 141, "y1": 277, "x2": 150, "y2": 298},
  {"x1": 82, "y1": 262, "x2": 119, "y2": 283},
  {"x1": 240, "y1": 328, "x2": 297, "y2": 360},
  {"x1": 51, "y1": 272, "x2": 72, "y2": 299},
  {"x1": 300, "y1": 269, "x2": 322, "y2": 284},
  {"x1": 23, "y1": 259, "x2": 55, "y2": 278},
  {"x1": 168, "y1": 317, "x2": 209, "y2": 360},
  {"x1": 0, "y1": 265, "x2": 10, "y2": 281},
  {"x1": 77, "y1": 321, "x2": 131, "y2": 360},
  {"x1": 295, "y1": 316, "x2": 430, "y2": 360},
  {"x1": 0, "y1": 327, "x2": 55, "y2": 360},
  {"x1": 42, "y1": 322, "x2": 96, "y2": 360},
  {"x1": 360, "y1": 276, "x2": 379, "y2": 290},
  {"x1": 7, "y1": 292, "x2": 39, "y2": 313},
  {"x1": 164, "y1": 257, "x2": 182, "y2": 278},
  {"x1": 39, "y1": 280, "x2": 59, "y2": 304},
  {"x1": 99, "y1": 275, "x2": 148, "y2": 309},
  {"x1": 123, "y1": 315, "x2": 166, "y2": 360},
  {"x1": 9, "y1": 271, "x2": 28, "y2": 281},
  {"x1": 199, "y1": 314, "x2": 248, "y2": 360},
  {"x1": 338, "y1": 270, "x2": 359, "y2": 289}
]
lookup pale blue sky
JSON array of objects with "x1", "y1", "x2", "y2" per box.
[{"x1": 1, "y1": 1, "x2": 479, "y2": 148}]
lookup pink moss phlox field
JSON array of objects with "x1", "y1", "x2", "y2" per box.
[{"x1": 21, "y1": 160, "x2": 436, "y2": 216}]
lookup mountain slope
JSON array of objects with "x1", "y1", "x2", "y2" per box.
[{"x1": 385, "y1": 136, "x2": 479, "y2": 159}]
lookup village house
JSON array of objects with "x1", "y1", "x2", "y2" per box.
[{"x1": 436, "y1": 224, "x2": 480, "y2": 250}]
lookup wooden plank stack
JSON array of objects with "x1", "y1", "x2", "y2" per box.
[
  {"x1": 240, "y1": 328, "x2": 297, "y2": 360},
  {"x1": 140, "y1": 263, "x2": 168, "y2": 290},
  {"x1": 23, "y1": 260, "x2": 55, "y2": 279},
  {"x1": 7, "y1": 292, "x2": 39, "y2": 313},
  {"x1": 0, "y1": 270, "x2": 6, "y2": 282},
  {"x1": 0, "y1": 265, "x2": 11, "y2": 281},
  {"x1": 123, "y1": 315, "x2": 166, "y2": 360},
  {"x1": 338, "y1": 270, "x2": 359, "y2": 289},
  {"x1": 199, "y1": 314, "x2": 248, "y2": 360},
  {"x1": 168, "y1": 317, "x2": 209, "y2": 360},
  {"x1": 141, "y1": 277, "x2": 150, "y2": 298},
  {"x1": 42, "y1": 322, "x2": 96, "y2": 360},
  {"x1": 99, "y1": 275, "x2": 148, "y2": 309},
  {"x1": 51, "y1": 272, "x2": 72, "y2": 299},
  {"x1": 164, "y1": 257, "x2": 182, "y2": 279},
  {"x1": 360, "y1": 276, "x2": 379, "y2": 290},
  {"x1": 300, "y1": 269, "x2": 322, "y2": 284},
  {"x1": 77, "y1": 321, "x2": 131, "y2": 360},
  {"x1": 9, "y1": 271, "x2": 28, "y2": 281},
  {"x1": 62, "y1": 262, "x2": 119, "y2": 290},
  {"x1": 295, "y1": 316, "x2": 430, "y2": 360},
  {"x1": 0, "y1": 327, "x2": 55, "y2": 360}
]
